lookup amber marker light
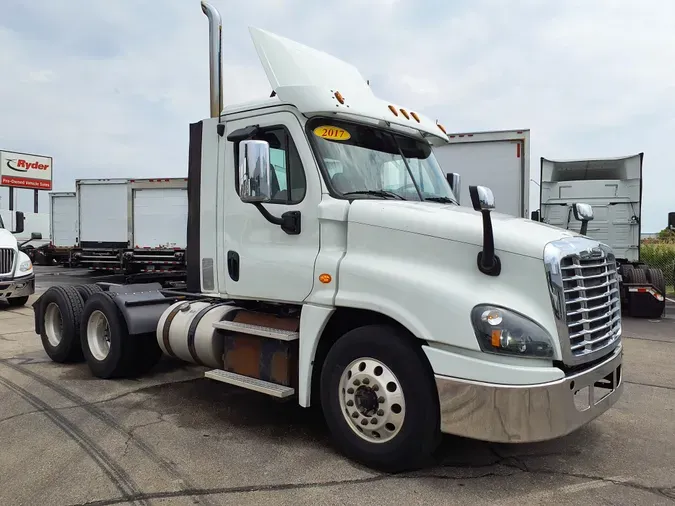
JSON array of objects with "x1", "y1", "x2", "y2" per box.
[{"x1": 319, "y1": 273, "x2": 332, "y2": 284}]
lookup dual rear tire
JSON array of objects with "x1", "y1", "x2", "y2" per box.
[{"x1": 38, "y1": 285, "x2": 162, "y2": 377}]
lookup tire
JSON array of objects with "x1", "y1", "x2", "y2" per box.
[
  {"x1": 74, "y1": 284, "x2": 103, "y2": 302},
  {"x1": 619, "y1": 263, "x2": 634, "y2": 281},
  {"x1": 645, "y1": 268, "x2": 666, "y2": 294},
  {"x1": 626, "y1": 267, "x2": 648, "y2": 285},
  {"x1": 38, "y1": 286, "x2": 85, "y2": 363},
  {"x1": 320, "y1": 324, "x2": 440, "y2": 472},
  {"x1": 80, "y1": 292, "x2": 138, "y2": 379},
  {"x1": 80, "y1": 292, "x2": 161, "y2": 378},
  {"x1": 7, "y1": 296, "x2": 29, "y2": 307}
]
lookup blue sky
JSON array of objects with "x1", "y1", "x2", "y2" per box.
[{"x1": 0, "y1": 0, "x2": 673, "y2": 232}]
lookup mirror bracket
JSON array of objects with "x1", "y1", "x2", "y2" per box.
[
  {"x1": 253, "y1": 204, "x2": 301, "y2": 235},
  {"x1": 469, "y1": 185, "x2": 500, "y2": 277}
]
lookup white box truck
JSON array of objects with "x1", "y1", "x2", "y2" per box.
[
  {"x1": 33, "y1": 1, "x2": 624, "y2": 473},
  {"x1": 433, "y1": 129, "x2": 530, "y2": 218},
  {"x1": 535, "y1": 153, "x2": 665, "y2": 318},
  {"x1": 74, "y1": 178, "x2": 188, "y2": 277}
]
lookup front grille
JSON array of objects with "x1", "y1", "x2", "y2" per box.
[
  {"x1": 0, "y1": 248, "x2": 15, "y2": 274},
  {"x1": 544, "y1": 237, "x2": 622, "y2": 366}
]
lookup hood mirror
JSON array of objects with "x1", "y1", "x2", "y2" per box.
[
  {"x1": 469, "y1": 185, "x2": 500, "y2": 277},
  {"x1": 446, "y1": 173, "x2": 461, "y2": 204},
  {"x1": 572, "y1": 203, "x2": 594, "y2": 235}
]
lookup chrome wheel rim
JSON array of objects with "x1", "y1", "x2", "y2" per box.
[
  {"x1": 338, "y1": 357, "x2": 406, "y2": 443},
  {"x1": 87, "y1": 310, "x2": 111, "y2": 361},
  {"x1": 44, "y1": 302, "x2": 63, "y2": 347}
]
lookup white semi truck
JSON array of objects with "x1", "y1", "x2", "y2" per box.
[
  {"x1": 0, "y1": 211, "x2": 36, "y2": 306},
  {"x1": 32, "y1": 2, "x2": 624, "y2": 472},
  {"x1": 534, "y1": 153, "x2": 665, "y2": 318},
  {"x1": 73, "y1": 178, "x2": 188, "y2": 278}
]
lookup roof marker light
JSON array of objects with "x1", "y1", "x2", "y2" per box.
[
  {"x1": 437, "y1": 122, "x2": 447, "y2": 134},
  {"x1": 388, "y1": 105, "x2": 399, "y2": 116},
  {"x1": 399, "y1": 108, "x2": 410, "y2": 119},
  {"x1": 410, "y1": 111, "x2": 421, "y2": 123}
]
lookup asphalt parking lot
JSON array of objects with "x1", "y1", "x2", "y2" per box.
[{"x1": 1, "y1": 266, "x2": 674, "y2": 505}]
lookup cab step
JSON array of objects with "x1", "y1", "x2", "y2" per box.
[
  {"x1": 213, "y1": 320, "x2": 299, "y2": 341},
  {"x1": 204, "y1": 369, "x2": 295, "y2": 398}
]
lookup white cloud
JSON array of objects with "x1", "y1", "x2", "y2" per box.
[{"x1": 0, "y1": 0, "x2": 672, "y2": 232}]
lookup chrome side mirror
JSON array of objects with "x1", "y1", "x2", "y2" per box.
[
  {"x1": 573, "y1": 203, "x2": 594, "y2": 236},
  {"x1": 238, "y1": 139, "x2": 272, "y2": 203},
  {"x1": 446, "y1": 172, "x2": 461, "y2": 204},
  {"x1": 573, "y1": 203, "x2": 594, "y2": 222},
  {"x1": 469, "y1": 185, "x2": 495, "y2": 211}
]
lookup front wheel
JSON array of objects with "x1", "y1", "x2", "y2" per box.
[{"x1": 320, "y1": 324, "x2": 440, "y2": 472}]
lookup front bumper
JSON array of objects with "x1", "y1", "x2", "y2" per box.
[
  {"x1": 435, "y1": 345, "x2": 623, "y2": 443},
  {"x1": 0, "y1": 272, "x2": 36, "y2": 300}
]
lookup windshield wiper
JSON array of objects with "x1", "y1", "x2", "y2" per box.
[
  {"x1": 425, "y1": 196, "x2": 456, "y2": 204},
  {"x1": 344, "y1": 190, "x2": 406, "y2": 200}
]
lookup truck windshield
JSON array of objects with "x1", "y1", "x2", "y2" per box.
[{"x1": 307, "y1": 118, "x2": 456, "y2": 203}]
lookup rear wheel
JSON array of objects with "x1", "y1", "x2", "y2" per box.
[
  {"x1": 38, "y1": 286, "x2": 85, "y2": 362},
  {"x1": 80, "y1": 292, "x2": 161, "y2": 378},
  {"x1": 320, "y1": 324, "x2": 440, "y2": 472},
  {"x1": 75, "y1": 284, "x2": 103, "y2": 302},
  {"x1": 81, "y1": 292, "x2": 137, "y2": 378},
  {"x1": 625, "y1": 267, "x2": 648, "y2": 285},
  {"x1": 646, "y1": 268, "x2": 666, "y2": 294}
]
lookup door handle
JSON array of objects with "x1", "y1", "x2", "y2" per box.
[{"x1": 227, "y1": 251, "x2": 239, "y2": 282}]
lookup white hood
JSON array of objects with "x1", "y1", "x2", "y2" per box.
[
  {"x1": 0, "y1": 229, "x2": 18, "y2": 249},
  {"x1": 347, "y1": 200, "x2": 577, "y2": 259}
]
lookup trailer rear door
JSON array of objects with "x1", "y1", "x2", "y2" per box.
[
  {"x1": 132, "y1": 187, "x2": 188, "y2": 249},
  {"x1": 78, "y1": 181, "x2": 129, "y2": 246},
  {"x1": 51, "y1": 194, "x2": 77, "y2": 247},
  {"x1": 434, "y1": 130, "x2": 529, "y2": 218}
]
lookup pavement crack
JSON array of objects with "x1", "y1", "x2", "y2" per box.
[
  {"x1": 624, "y1": 380, "x2": 675, "y2": 392},
  {"x1": 0, "y1": 408, "x2": 44, "y2": 424}
]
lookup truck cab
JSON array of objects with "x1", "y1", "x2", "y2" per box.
[
  {"x1": 0, "y1": 211, "x2": 36, "y2": 306},
  {"x1": 32, "y1": 1, "x2": 624, "y2": 472}
]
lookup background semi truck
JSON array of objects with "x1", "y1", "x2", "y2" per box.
[
  {"x1": 32, "y1": 1, "x2": 624, "y2": 472},
  {"x1": 534, "y1": 153, "x2": 666, "y2": 318},
  {"x1": 433, "y1": 129, "x2": 530, "y2": 218},
  {"x1": 74, "y1": 178, "x2": 188, "y2": 279}
]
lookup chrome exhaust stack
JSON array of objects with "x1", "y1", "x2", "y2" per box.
[{"x1": 201, "y1": 1, "x2": 223, "y2": 118}]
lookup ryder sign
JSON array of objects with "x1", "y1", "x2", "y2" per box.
[{"x1": 0, "y1": 150, "x2": 53, "y2": 190}]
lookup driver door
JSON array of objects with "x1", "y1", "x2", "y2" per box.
[{"x1": 219, "y1": 111, "x2": 322, "y2": 303}]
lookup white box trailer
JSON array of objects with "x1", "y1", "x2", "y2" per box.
[
  {"x1": 536, "y1": 153, "x2": 665, "y2": 318},
  {"x1": 75, "y1": 178, "x2": 188, "y2": 275},
  {"x1": 40, "y1": 192, "x2": 79, "y2": 265},
  {"x1": 433, "y1": 129, "x2": 530, "y2": 218}
]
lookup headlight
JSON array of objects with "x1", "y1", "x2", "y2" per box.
[
  {"x1": 19, "y1": 260, "x2": 32, "y2": 272},
  {"x1": 470, "y1": 304, "x2": 554, "y2": 359}
]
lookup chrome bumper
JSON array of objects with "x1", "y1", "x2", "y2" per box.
[
  {"x1": 435, "y1": 346, "x2": 623, "y2": 443},
  {"x1": 0, "y1": 273, "x2": 35, "y2": 299}
]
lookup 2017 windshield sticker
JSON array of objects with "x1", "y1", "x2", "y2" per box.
[{"x1": 313, "y1": 126, "x2": 351, "y2": 141}]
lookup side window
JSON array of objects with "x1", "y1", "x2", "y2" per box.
[{"x1": 234, "y1": 126, "x2": 306, "y2": 204}]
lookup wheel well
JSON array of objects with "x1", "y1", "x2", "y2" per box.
[{"x1": 309, "y1": 307, "x2": 431, "y2": 407}]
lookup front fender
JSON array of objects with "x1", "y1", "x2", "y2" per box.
[{"x1": 335, "y1": 223, "x2": 561, "y2": 359}]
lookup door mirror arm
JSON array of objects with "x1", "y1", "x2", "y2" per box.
[{"x1": 253, "y1": 203, "x2": 301, "y2": 235}]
